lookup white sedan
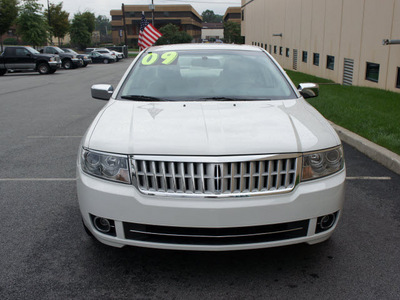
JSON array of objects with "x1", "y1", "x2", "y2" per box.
[{"x1": 77, "y1": 44, "x2": 345, "y2": 251}]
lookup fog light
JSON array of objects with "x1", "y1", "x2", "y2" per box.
[
  {"x1": 90, "y1": 214, "x2": 116, "y2": 236},
  {"x1": 94, "y1": 217, "x2": 111, "y2": 233},
  {"x1": 316, "y1": 212, "x2": 338, "y2": 233},
  {"x1": 320, "y1": 214, "x2": 336, "y2": 229}
]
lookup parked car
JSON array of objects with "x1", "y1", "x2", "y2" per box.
[
  {"x1": 87, "y1": 51, "x2": 116, "y2": 64},
  {"x1": 0, "y1": 46, "x2": 61, "y2": 75},
  {"x1": 84, "y1": 48, "x2": 95, "y2": 54},
  {"x1": 78, "y1": 44, "x2": 346, "y2": 250},
  {"x1": 94, "y1": 48, "x2": 124, "y2": 61},
  {"x1": 62, "y1": 48, "x2": 92, "y2": 67},
  {"x1": 40, "y1": 46, "x2": 81, "y2": 69}
]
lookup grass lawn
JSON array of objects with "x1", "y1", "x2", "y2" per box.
[{"x1": 285, "y1": 69, "x2": 400, "y2": 155}]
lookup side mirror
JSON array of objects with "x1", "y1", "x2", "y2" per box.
[
  {"x1": 297, "y1": 83, "x2": 319, "y2": 99},
  {"x1": 91, "y1": 84, "x2": 114, "y2": 100}
]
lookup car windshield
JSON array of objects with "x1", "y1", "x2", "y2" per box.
[
  {"x1": 64, "y1": 49, "x2": 77, "y2": 55},
  {"x1": 26, "y1": 47, "x2": 40, "y2": 54},
  {"x1": 53, "y1": 46, "x2": 65, "y2": 53},
  {"x1": 119, "y1": 49, "x2": 296, "y2": 101}
]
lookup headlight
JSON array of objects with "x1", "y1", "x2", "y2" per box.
[
  {"x1": 49, "y1": 57, "x2": 55, "y2": 62},
  {"x1": 72, "y1": 55, "x2": 77, "y2": 59},
  {"x1": 80, "y1": 149, "x2": 130, "y2": 184},
  {"x1": 301, "y1": 146, "x2": 344, "y2": 181}
]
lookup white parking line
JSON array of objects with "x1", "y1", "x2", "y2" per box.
[
  {"x1": 0, "y1": 178, "x2": 77, "y2": 182},
  {"x1": 346, "y1": 176, "x2": 391, "y2": 180}
]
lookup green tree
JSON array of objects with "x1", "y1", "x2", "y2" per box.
[
  {"x1": 44, "y1": 2, "x2": 69, "y2": 46},
  {"x1": 16, "y1": 0, "x2": 48, "y2": 47},
  {"x1": 224, "y1": 21, "x2": 244, "y2": 44},
  {"x1": 201, "y1": 9, "x2": 222, "y2": 23},
  {"x1": 69, "y1": 13, "x2": 91, "y2": 50},
  {"x1": 95, "y1": 15, "x2": 110, "y2": 36},
  {"x1": 0, "y1": 0, "x2": 19, "y2": 51},
  {"x1": 155, "y1": 23, "x2": 192, "y2": 45},
  {"x1": 80, "y1": 11, "x2": 95, "y2": 33}
]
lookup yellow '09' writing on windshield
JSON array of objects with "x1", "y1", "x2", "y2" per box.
[
  {"x1": 141, "y1": 53, "x2": 159, "y2": 65},
  {"x1": 141, "y1": 51, "x2": 178, "y2": 65},
  {"x1": 161, "y1": 51, "x2": 178, "y2": 64}
]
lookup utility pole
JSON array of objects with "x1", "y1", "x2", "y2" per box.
[
  {"x1": 121, "y1": 3, "x2": 128, "y2": 46},
  {"x1": 47, "y1": 0, "x2": 52, "y2": 44},
  {"x1": 47, "y1": 0, "x2": 51, "y2": 25}
]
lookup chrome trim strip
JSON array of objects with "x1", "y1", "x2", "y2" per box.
[{"x1": 128, "y1": 227, "x2": 304, "y2": 239}]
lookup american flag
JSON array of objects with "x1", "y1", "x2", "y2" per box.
[{"x1": 138, "y1": 13, "x2": 162, "y2": 50}]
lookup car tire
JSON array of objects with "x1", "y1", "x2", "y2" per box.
[
  {"x1": 103, "y1": 59, "x2": 109, "y2": 64},
  {"x1": 63, "y1": 59, "x2": 72, "y2": 69},
  {"x1": 37, "y1": 63, "x2": 50, "y2": 74},
  {"x1": 0, "y1": 69, "x2": 6, "y2": 76}
]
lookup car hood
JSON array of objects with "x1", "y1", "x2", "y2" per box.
[{"x1": 86, "y1": 99, "x2": 340, "y2": 156}]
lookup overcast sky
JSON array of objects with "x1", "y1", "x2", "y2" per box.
[{"x1": 37, "y1": 0, "x2": 242, "y2": 18}]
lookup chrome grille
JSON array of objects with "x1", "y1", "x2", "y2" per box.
[{"x1": 131, "y1": 155, "x2": 299, "y2": 197}]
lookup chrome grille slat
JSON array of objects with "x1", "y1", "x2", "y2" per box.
[{"x1": 131, "y1": 156, "x2": 299, "y2": 197}]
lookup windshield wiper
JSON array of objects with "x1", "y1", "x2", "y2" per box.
[
  {"x1": 201, "y1": 97, "x2": 271, "y2": 101},
  {"x1": 120, "y1": 95, "x2": 166, "y2": 101}
]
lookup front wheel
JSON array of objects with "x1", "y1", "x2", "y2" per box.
[
  {"x1": 37, "y1": 63, "x2": 50, "y2": 74},
  {"x1": 63, "y1": 59, "x2": 72, "y2": 69},
  {"x1": 0, "y1": 69, "x2": 7, "y2": 76},
  {"x1": 103, "y1": 59, "x2": 109, "y2": 64}
]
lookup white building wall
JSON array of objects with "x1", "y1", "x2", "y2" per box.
[{"x1": 241, "y1": 0, "x2": 400, "y2": 92}]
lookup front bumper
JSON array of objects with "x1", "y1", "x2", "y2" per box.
[
  {"x1": 72, "y1": 58, "x2": 81, "y2": 67},
  {"x1": 49, "y1": 61, "x2": 61, "y2": 69},
  {"x1": 77, "y1": 166, "x2": 346, "y2": 250}
]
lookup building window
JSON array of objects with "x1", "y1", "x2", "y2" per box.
[
  {"x1": 302, "y1": 51, "x2": 308, "y2": 63},
  {"x1": 286, "y1": 48, "x2": 290, "y2": 57},
  {"x1": 365, "y1": 62, "x2": 380, "y2": 82},
  {"x1": 264, "y1": 44, "x2": 267, "y2": 50},
  {"x1": 242, "y1": 10, "x2": 244, "y2": 21},
  {"x1": 279, "y1": 46, "x2": 282, "y2": 55},
  {"x1": 313, "y1": 53, "x2": 320, "y2": 66},
  {"x1": 327, "y1": 55, "x2": 335, "y2": 70},
  {"x1": 269, "y1": 45, "x2": 272, "y2": 53},
  {"x1": 261, "y1": 43, "x2": 263, "y2": 48},
  {"x1": 274, "y1": 46, "x2": 277, "y2": 54}
]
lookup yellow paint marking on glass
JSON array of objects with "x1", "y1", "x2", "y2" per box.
[
  {"x1": 141, "y1": 53, "x2": 159, "y2": 65},
  {"x1": 161, "y1": 51, "x2": 178, "y2": 65}
]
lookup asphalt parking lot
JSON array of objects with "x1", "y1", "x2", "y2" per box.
[{"x1": 0, "y1": 60, "x2": 399, "y2": 299}]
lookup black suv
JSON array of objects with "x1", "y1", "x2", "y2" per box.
[
  {"x1": 0, "y1": 46, "x2": 61, "y2": 75},
  {"x1": 41, "y1": 46, "x2": 81, "y2": 69}
]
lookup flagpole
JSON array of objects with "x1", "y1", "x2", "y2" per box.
[{"x1": 151, "y1": 0, "x2": 155, "y2": 26}]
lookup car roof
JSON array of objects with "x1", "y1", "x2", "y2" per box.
[{"x1": 146, "y1": 43, "x2": 263, "y2": 52}]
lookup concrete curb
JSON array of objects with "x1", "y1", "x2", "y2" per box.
[{"x1": 330, "y1": 122, "x2": 400, "y2": 175}]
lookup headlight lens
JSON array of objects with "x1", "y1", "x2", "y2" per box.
[
  {"x1": 81, "y1": 149, "x2": 130, "y2": 184},
  {"x1": 301, "y1": 146, "x2": 344, "y2": 181}
]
